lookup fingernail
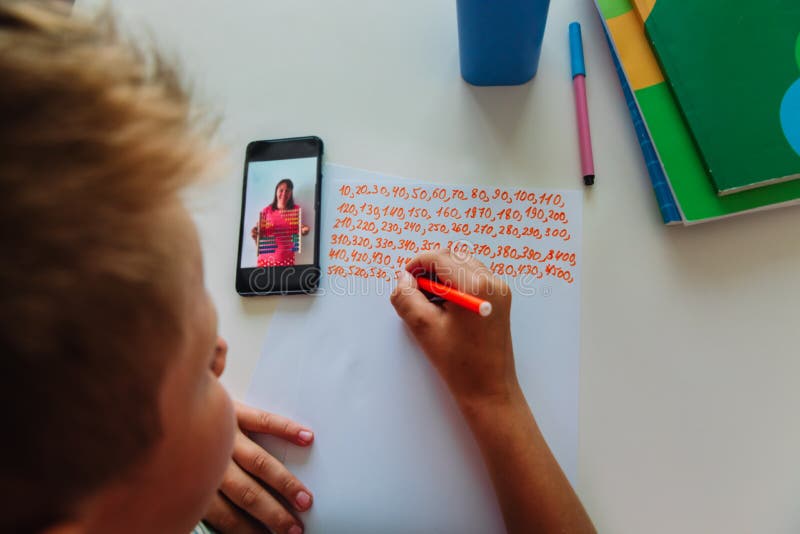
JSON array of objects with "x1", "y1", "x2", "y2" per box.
[
  {"x1": 298, "y1": 430, "x2": 313, "y2": 443},
  {"x1": 295, "y1": 490, "x2": 312, "y2": 510},
  {"x1": 288, "y1": 525, "x2": 303, "y2": 534},
  {"x1": 399, "y1": 270, "x2": 412, "y2": 284}
]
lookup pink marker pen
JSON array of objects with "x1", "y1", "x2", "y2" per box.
[{"x1": 569, "y1": 22, "x2": 595, "y2": 186}]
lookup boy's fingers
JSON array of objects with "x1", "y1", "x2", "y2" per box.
[
  {"x1": 204, "y1": 493, "x2": 263, "y2": 534},
  {"x1": 232, "y1": 431, "x2": 314, "y2": 514},
  {"x1": 234, "y1": 402, "x2": 313, "y2": 446},
  {"x1": 404, "y1": 248, "x2": 490, "y2": 294},
  {"x1": 390, "y1": 270, "x2": 443, "y2": 331},
  {"x1": 220, "y1": 460, "x2": 304, "y2": 534}
]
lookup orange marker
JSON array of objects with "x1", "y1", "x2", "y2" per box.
[{"x1": 416, "y1": 277, "x2": 492, "y2": 317}]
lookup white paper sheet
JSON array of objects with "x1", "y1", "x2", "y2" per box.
[{"x1": 247, "y1": 164, "x2": 582, "y2": 533}]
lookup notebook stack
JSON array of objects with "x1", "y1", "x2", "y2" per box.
[{"x1": 594, "y1": 0, "x2": 800, "y2": 225}]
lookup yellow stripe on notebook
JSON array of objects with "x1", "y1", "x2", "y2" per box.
[
  {"x1": 632, "y1": 0, "x2": 656, "y2": 22},
  {"x1": 606, "y1": 9, "x2": 664, "y2": 91}
]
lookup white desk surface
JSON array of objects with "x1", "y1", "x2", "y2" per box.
[{"x1": 77, "y1": 1, "x2": 800, "y2": 532}]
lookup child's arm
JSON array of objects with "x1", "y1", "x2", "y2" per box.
[{"x1": 390, "y1": 249, "x2": 595, "y2": 534}]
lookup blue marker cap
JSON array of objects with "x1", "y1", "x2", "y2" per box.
[{"x1": 569, "y1": 22, "x2": 586, "y2": 78}]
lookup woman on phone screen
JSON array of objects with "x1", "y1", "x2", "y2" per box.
[{"x1": 251, "y1": 179, "x2": 310, "y2": 267}]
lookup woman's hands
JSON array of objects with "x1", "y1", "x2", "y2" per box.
[{"x1": 300, "y1": 224, "x2": 310, "y2": 236}]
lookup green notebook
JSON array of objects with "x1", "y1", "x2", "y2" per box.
[
  {"x1": 641, "y1": 1, "x2": 800, "y2": 195},
  {"x1": 596, "y1": 0, "x2": 800, "y2": 224}
]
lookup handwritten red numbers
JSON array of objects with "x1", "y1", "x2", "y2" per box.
[{"x1": 327, "y1": 183, "x2": 577, "y2": 284}]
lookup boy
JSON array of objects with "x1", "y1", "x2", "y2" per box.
[
  {"x1": 0, "y1": 1, "x2": 236, "y2": 530},
  {"x1": 1, "y1": 2, "x2": 593, "y2": 533}
]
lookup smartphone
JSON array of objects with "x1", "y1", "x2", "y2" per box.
[{"x1": 236, "y1": 136, "x2": 323, "y2": 295}]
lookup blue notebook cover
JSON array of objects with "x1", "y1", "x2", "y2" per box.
[{"x1": 602, "y1": 28, "x2": 682, "y2": 225}]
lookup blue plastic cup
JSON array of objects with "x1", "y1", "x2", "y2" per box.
[{"x1": 456, "y1": 0, "x2": 551, "y2": 86}]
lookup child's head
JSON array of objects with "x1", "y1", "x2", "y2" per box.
[{"x1": 0, "y1": 2, "x2": 235, "y2": 532}]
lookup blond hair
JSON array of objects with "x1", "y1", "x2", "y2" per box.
[{"x1": 0, "y1": 1, "x2": 215, "y2": 531}]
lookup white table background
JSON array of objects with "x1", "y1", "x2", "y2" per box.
[{"x1": 77, "y1": 1, "x2": 800, "y2": 532}]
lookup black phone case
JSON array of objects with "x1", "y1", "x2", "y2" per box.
[{"x1": 235, "y1": 136, "x2": 323, "y2": 296}]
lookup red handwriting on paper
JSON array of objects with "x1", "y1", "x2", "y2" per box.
[{"x1": 327, "y1": 183, "x2": 578, "y2": 285}]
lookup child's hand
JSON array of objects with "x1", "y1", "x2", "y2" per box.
[
  {"x1": 203, "y1": 403, "x2": 314, "y2": 534},
  {"x1": 390, "y1": 248, "x2": 518, "y2": 407},
  {"x1": 207, "y1": 339, "x2": 313, "y2": 533}
]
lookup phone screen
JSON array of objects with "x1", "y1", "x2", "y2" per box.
[{"x1": 236, "y1": 137, "x2": 322, "y2": 295}]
